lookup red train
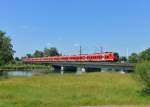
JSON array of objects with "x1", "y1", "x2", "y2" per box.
[{"x1": 23, "y1": 52, "x2": 119, "y2": 62}]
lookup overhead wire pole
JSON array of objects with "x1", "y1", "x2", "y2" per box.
[
  {"x1": 78, "y1": 45, "x2": 85, "y2": 73},
  {"x1": 95, "y1": 44, "x2": 103, "y2": 53},
  {"x1": 100, "y1": 46, "x2": 103, "y2": 53},
  {"x1": 80, "y1": 45, "x2": 82, "y2": 66},
  {"x1": 126, "y1": 48, "x2": 129, "y2": 59}
]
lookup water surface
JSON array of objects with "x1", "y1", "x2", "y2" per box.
[{"x1": 0, "y1": 70, "x2": 50, "y2": 77}]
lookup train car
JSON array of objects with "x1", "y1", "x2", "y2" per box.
[{"x1": 23, "y1": 52, "x2": 119, "y2": 62}]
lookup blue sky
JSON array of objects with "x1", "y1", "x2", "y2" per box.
[{"x1": 0, "y1": 0, "x2": 150, "y2": 57}]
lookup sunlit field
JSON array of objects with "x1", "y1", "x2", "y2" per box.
[{"x1": 0, "y1": 72, "x2": 150, "y2": 107}]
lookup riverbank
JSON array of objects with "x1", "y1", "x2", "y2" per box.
[
  {"x1": 0, "y1": 72, "x2": 150, "y2": 107},
  {"x1": 0, "y1": 64, "x2": 51, "y2": 71}
]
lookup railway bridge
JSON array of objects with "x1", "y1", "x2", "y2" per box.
[{"x1": 25, "y1": 61, "x2": 135, "y2": 74}]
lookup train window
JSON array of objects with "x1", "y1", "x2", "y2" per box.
[{"x1": 105, "y1": 56, "x2": 109, "y2": 58}]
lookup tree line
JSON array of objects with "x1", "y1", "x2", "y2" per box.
[
  {"x1": 25, "y1": 47, "x2": 60, "y2": 58},
  {"x1": 128, "y1": 48, "x2": 150, "y2": 63}
]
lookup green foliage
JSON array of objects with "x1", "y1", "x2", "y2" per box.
[
  {"x1": 129, "y1": 53, "x2": 139, "y2": 63},
  {"x1": 135, "y1": 61, "x2": 150, "y2": 93},
  {"x1": 14, "y1": 57, "x2": 21, "y2": 64},
  {"x1": 139, "y1": 48, "x2": 150, "y2": 61},
  {"x1": 25, "y1": 47, "x2": 60, "y2": 58},
  {"x1": 33, "y1": 50, "x2": 44, "y2": 57},
  {"x1": 0, "y1": 31, "x2": 15, "y2": 65},
  {"x1": 119, "y1": 56, "x2": 127, "y2": 62},
  {"x1": 129, "y1": 48, "x2": 150, "y2": 63},
  {"x1": 26, "y1": 53, "x2": 32, "y2": 58},
  {"x1": 44, "y1": 47, "x2": 59, "y2": 57},
  {"x1": 15, "y1": 57, "x2": 20, "y2": 61}
]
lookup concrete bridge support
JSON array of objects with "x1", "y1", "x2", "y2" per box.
[
  {"x1": 119, "y1": 69, "x2": 126, "y2": 74},
  {"x1": 50, "y1": 66, "x2": 55, "y2": 71},
  {"x1": 76, "y1": 67, "x2": 86, "y2": 74},
  {"x1": 101, "y1": 68, "x2": 108, "y2": 72},
  {"x1": 52, "y1": 65, "x2": 61, "y2": 71},
  {"x1": 61, "y1": 66, "x2": 64, "y2": 75}
]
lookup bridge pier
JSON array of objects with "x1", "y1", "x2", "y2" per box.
[
  {"x1": 101, "y1": 68, "x2": 107, "y2": 72},
  {"x1": 76, "y1": 67, "x2": 86, "y2": 74},
  {"x1": 50, "y1": 66, "x2": 55, "y2": 71},
  {"x1": 119, "y1": 69, "x2": 126, "y2": 74},
  {"x1": 61, "y1": 66, "x2": 64, "y2": 75}
]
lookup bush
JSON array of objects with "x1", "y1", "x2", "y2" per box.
[{"x1": 135, "y1": 61, "x2": 150, "y2": 94}]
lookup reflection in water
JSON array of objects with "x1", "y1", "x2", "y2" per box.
[
  {"x1": 7, "y1": 71, "x2": 32, "y2": 77},
  {"x1": 0, "y1": 71, "x2": 35, "y2": 77}
]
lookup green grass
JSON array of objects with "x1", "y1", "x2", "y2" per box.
[{"x1": 0, "y1": 72, "x2": 150, "y2": 107}]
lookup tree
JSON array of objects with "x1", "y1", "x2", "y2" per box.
[
  {"x1": 26, "y1": 53, "x2": 32, "y2": 58},
  {"x1": 139, "y1": 48, "x2": 150, "y2": 61},
  {"x1": 128, "y1": 53, "x2": 139, "y2": 63},
  {"x1": 15, "y1": 57, "x2": 20, "y2": 61},
  {"x1": 0, "y1": 31, "x2": 15, "y2": 65},
  {"x1": 119, "y1": 56, "x2": 127, "y2": 62},
  {"x1": 135, "y1": 61, "x2": 150, "y2": 94},
  {"x1": 14, "y1": 57, "x2": 21, "y2": 64},
  {"x1": 33, "y1": 50, "x2": 44, "y2": 57},
  {"x1": 44, "y1": 47, "x2": 59, "y2": 57}
]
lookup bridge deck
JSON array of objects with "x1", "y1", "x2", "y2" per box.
[{"x1": 25, "y1": 61, "x2": 135, "y2": 71}]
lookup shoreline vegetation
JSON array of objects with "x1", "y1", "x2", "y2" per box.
[{"x1": 0, "y1": 64, "x2": 51, "y2": 71}]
